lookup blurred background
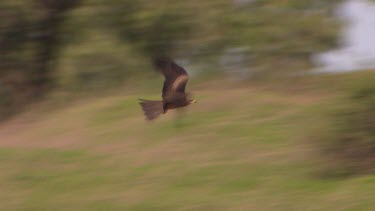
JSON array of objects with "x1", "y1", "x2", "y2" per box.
[{"x1": 0, "y1": 0, "x2": 375, "y2": 210}]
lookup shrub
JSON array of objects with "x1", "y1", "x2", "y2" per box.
[{"x1": 325, "y1": 86, "x2": 375, "y2": 174}]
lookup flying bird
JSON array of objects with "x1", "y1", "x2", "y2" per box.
[{"x1": 139, "y1": 58, "x2": 196, "y2": 121}]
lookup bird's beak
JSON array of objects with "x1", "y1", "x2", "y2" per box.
[{"x1": 191, "y1": 100, "x2": 197, "y2": 103}]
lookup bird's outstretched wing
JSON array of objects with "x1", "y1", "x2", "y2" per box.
[{"x1": 153, "y1": 58, "x2": 189, "y2": 99}]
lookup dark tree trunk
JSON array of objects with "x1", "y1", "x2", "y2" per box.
[
  {"x1": 31, "y1": 0, "x2": 80, "y2": 95},
  {"x1": 31, "y1": 12, "x2": 61, "y2": 93}
]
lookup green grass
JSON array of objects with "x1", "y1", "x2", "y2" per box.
[{"x1": 1, "y1": 72, "x2": 375, "y2": 210}]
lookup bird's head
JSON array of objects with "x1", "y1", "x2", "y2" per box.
[
  {"x1": 189, "y1": 99, "x2": 197, "y2": 104},
  {"x1": 186, "y1": 93, "x2": 197, "y2": 104}
]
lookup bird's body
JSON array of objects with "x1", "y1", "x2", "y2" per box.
[{"x1": 139, "y1": 58, "x2": 196, "y2": 121}]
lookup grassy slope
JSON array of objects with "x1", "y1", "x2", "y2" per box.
[{"x1": 0, "y1": 71, "x2": 375, "y2": 211}]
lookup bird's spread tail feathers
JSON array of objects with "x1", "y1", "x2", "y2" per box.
[{"x1": 139, "y1": 99, "x2": 163, "y2": 121}]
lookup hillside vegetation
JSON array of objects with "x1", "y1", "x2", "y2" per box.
[{"x1": 0, "y1": 71, "x2": 374, "y2": 210}]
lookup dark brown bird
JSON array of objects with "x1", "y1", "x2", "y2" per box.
[{"x1": 139, "y1": 58, "x2": 196, "y2": 121}]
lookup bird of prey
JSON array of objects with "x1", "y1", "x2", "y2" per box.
[{"x1": 139, "y1": 58, "x2": 196, "y2": 121}]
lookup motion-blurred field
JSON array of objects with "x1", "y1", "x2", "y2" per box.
[{"x1": 1, "y1": 71, "x2": 374, "y2": 211}]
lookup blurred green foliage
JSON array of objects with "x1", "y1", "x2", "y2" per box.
[{"x1": 1, "y1": 0, "x2": 343, "y2": 117}]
